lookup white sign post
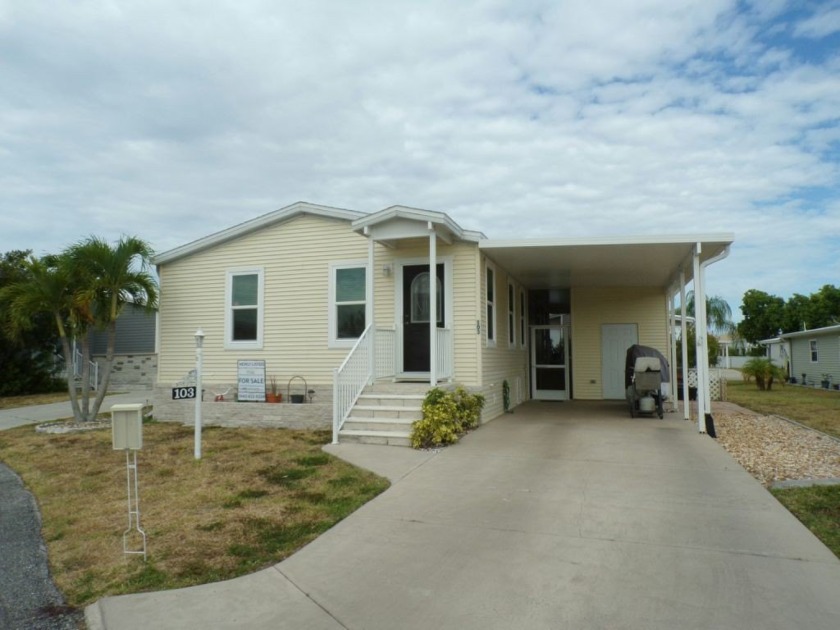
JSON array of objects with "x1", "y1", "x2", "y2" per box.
[{"x1": 194, "y1": 329, "x2": 204, "y2": 460}]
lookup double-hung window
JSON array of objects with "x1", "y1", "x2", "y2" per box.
[
  {"x1": 810, "y1": 339, "x2": 818, "y2": 362},
  {"x1": 508, "y1": 282, "x2": 516, "y2": 348},
  {"x1": 330, "y1": 262, "x2": 367, "y2": 347},
  {"x1": 519, "y1": 290, "x2": 527, "y2": 349},
  {"x1": 226, "y1": 268, "x2": 264, "y2": 349},
  {"x1": 485, "y1": 261, "x2": 496, "y2": 346}
]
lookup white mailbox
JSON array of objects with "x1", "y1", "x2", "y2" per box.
[{"x1": 111, "y1": 403, "x2": 144, "y2": 450}]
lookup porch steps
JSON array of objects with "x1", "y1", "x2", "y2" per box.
[{"x1": 338, "y1": 388, "x2": 428, "y2": 447}]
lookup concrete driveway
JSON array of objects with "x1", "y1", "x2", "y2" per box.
[
  {"x1": 0, "y1": 392, "x2": 153, "y2": 431},
  {"x1": 88, "y1": 401, "x2": 840, "y2": 629}
]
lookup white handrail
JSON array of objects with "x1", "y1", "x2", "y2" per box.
[{"x1": 333, "y1": 324, "x2": 374, "y2": 444}]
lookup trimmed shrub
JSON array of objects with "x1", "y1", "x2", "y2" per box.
[
  {"x1": 742, "y1": 358, "x2": 786, "y2": 391},
  {"x1": 410, "y1": 386, "x2": 485, "y2": 449}
]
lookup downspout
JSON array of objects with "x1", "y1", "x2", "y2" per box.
[{"x1": 697, "y1": 243, "x2": 731, "y2": 433}]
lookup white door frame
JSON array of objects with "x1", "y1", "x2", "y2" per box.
[
  {"x1": 394, "y1": 256, "x2": 454, "y2": 378},
  {"x1": 531, "y1": 324, "x2": 570, "y2": 400}
]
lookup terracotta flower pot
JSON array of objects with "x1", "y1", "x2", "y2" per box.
[{"x1": 266, "y1": 393, "x2": 281, "y2": 403}]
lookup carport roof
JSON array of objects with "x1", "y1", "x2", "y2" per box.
[{"x1": 479, "y1": 234, "x2": 734, "y2": 290}]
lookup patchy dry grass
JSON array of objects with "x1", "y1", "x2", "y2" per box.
[
  {"x1": 0, "y1": 422, "x2": 388, "y2": 608},
  {"x1": 0, "y1": 391, "x2": 71, "y2": 410},
  {"x1": 726, "y1": 381, "x2": 840, "y2": 439}
]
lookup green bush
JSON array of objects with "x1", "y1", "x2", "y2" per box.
[
  {"x1": 410, "y1": 386, "x2": 486, "y2": 449},
  {"x1": 742, "y1": 358, "x2": 786, "y2": 391}
]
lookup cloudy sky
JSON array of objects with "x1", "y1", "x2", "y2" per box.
[{"x1": 1, "y1": 0, "x2": 838, "y2": 319}]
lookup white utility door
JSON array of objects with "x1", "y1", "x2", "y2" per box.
[{"x1": 601, "y1": 324, "x2": 638, "y2": 399}]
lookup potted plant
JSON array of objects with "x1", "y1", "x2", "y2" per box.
[
  {"x1": 821, "y1": 374, "x2": 832, "y2": 389},
  {"x1": 266, "y1": 376, "x2": 281, "y2": 403}
]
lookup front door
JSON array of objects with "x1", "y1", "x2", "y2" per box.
[
  {"x1": 402, "y1": 264, "x2": 445, "y2": 373},
  {"x1": 531, "y1": 325, "x2": 570, "y2": 400}
]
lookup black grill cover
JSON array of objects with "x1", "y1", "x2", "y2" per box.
[{"x1": 624, "y1": 344, "x2": 671, "y2": 388}]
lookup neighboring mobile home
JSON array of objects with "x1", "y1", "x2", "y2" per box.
[
  {"x1": 152, "y1": 202, "x2": 732, "y2": 441},
  {"x1": 781, "y1": 325, "x2": 840, "y2": 388}
]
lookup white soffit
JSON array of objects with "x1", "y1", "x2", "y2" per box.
[{"x1": 479, "y1": 234, "x2": 734, "y2": 289}]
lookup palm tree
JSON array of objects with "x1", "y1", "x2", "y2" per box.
[
  {"x1": 0, "y1": 236, "x2": 157, "y2": 422},
  {"x1": 66, "y1": 236, "x2": 158, "y2": 420},
  {"x1": 683, "y1": 291, "x2": 735, "y2": 336},
  {"x1": 0, "y1": 254, "x2": 94, "y2": 420}
]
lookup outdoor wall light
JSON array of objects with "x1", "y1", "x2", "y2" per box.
[
  {"x1": 382, "y1": 264, "x2": 392, "y2": 276},
  {"x1": 195, "y1": 328, "x2": 205, "y2": 348}
]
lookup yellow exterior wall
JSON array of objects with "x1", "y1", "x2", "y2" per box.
[
  {"x1": 479, "y1": 253, "x2": 530, "y2": 420},
  {"x1": 570, "y1": 286, "x2": 668, "y2": 399},
  {"x1": 157, "y1": 214, "x2": 369, "y2": 387}
]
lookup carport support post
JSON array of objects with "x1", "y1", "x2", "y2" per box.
[
  {"x1": 680, "y1": 271, "x2": 690, "y2": 420},
  {"x1": 429, "y1": 223, "x2": 437, "y2": 387},
  {"x1": 367, "y1": 236, "x2": 376, "y2": 384},
  {"x1": 693, "y1": 245, "x2": 709, "y2": 433}
]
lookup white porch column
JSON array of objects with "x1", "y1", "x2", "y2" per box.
[
  {"x1": 680, "y1": 271, "x2": 690, "y2": 421},
  {"x1": 668, "y1": 290, "x2": 678, "y2": 413},
  {"x1": 693, "y1": 244, "x2": 709, "y2": 433},
  {"x1": 429, "y1": 223, "x2": 437, "y2": 387},
  {"x1": 367, "y1": 236, "x2": 376, "y2": 384}
]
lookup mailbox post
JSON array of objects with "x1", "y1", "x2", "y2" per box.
[{"x1": 111, "y1": 403, "x2": 147, "y2": 561}]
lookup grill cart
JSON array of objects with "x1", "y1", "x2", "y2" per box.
[{"x1": 624, "y1": 345, "x2": 670, "y2": 419}]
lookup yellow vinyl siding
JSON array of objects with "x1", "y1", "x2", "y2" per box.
[
  {"x1": 479, "y1": 253, "x2": 529, "y2": 421},
  {"x1": 571, "y1": 286, "x2": 667, "y2": 399},
  {"x1": 158, "y1": 214, "x2": 368, "y2": 386}
]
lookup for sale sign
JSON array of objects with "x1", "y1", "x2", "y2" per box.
[{"x1": 237, "y1": 360, "x2": 266, "y2": 402}]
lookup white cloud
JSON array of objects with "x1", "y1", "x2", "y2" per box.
[{"x1": 0, "y1": 0, "x2": 837, "y2": 317}]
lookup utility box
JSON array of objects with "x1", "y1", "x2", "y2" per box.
[{"x1": 111, "y1": 404, "x2": 144, "y2": 450}]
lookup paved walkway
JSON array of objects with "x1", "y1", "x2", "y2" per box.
[
  {"x1": 86, "y1": 401, "x2": 840, "y2": 629},
  {"x1": 0, "y1": 392, "x2": 152, "y2": 431}
]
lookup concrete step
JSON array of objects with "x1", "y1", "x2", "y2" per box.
[
  {"x1": 338, "y1": 429, "x2": 412, "y2": 447},
  {"x1": 357, "y1": 393, "x2": 425, "y2": 407},
  {"x1": 343, "y1": 417, "x2": 415, "y2": 432},
  {"x1": 364, "y1": 382, "x2": 431, "y2": 395},
  {"x1": 349, "y1": 405, "x2": 422, "y2": 420}
]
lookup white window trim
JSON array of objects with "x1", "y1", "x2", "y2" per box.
[
  {"x1": 508, "y1": 281, "x2": 516, "y2": 349},
  {"x1": 810, "y1": 339, "x2": 818, "y2": 363},
  {"x1": 329, "y1": 260, "x2": 369, "y2": 349},
  {"x1": 519, "y1": 290, "x2": 527, "y2": 349},
  {"x1": 485, "y1": 260, "x2": 496, "y2": 347},
  {"x1": 224, "y1": 267, "x2": 264, "y2": 350}
]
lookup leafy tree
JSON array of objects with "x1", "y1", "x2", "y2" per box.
[
  {"x1": 738, "y1": 289, "x2": 785, "y2": 343},
  {"x1": 741, "y1": 358, "x2": 785, "y2": 391},
  {"x1": 0, "y1": 251, "x2": 63, "y2": 395},
  {"x1": 0, "y1": 237, "x2": 157, "y2": 421},
  {"x1": 806, "y1": 284, "x2": 840, "y2": 329},
  {"x1": 782, "y1": 293, "x2": 811, "y2": 333}
]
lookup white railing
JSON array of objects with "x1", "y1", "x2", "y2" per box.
[
  {"x1": 333, "y1": 324, "x2": 374, "y2": 444},
  {"x1": 436, "y1": 327, "x2": 453, "y2": 381},
  {"x1": 56, "y1": 350, "x2": 99, "y2": 391},
  {"x1": 375, "y1": 327, "x2": 396, "y2": 379}
]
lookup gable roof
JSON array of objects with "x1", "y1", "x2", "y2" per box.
[
  {"x1": 153, "y1": 201, "x2": 364, "y2": 265},
  {"x1": 351, "y1": 205, "x2": 486, "y2": 244}
]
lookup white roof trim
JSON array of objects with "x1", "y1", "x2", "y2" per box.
[
  {"x1": 780, "y1": 324, "x2": 840, "y2": 339},
  {"x1": 154, "y1": 201, "x2": 364, "y2": 265},
  {"x1": 480, "y1": 233, "x2": 734, "y2": 249}
]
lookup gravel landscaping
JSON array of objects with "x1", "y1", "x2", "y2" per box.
[{"x1": 713, "y1": 403, "x2": 840, "y2": 487}]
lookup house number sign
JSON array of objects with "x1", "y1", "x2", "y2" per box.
[{"x1": 171, "y1": 386, "x2": 197, "y2": 400}]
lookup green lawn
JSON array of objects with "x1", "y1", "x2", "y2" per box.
[{"x1": 771, "y1": 485, "x2": 840, "y2": 559}]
